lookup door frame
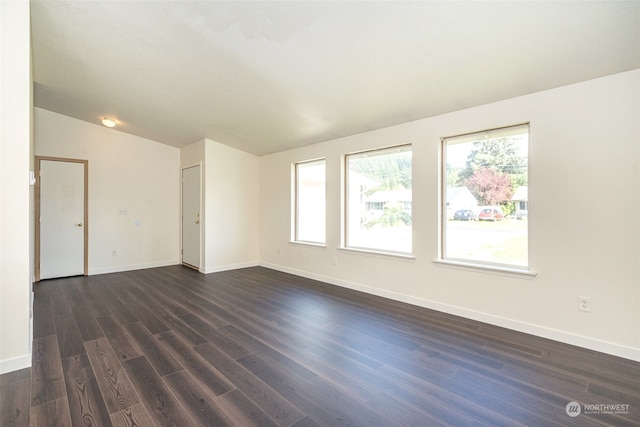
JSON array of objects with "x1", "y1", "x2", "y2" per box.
[
  {"x1": 181, "y1": 162, "x2": 202, "y2": 271},
  {"x1": 35, "y1": 156, "x2": 89, "y2": 281}
]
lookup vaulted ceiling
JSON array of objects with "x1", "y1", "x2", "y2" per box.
[{"x1": 31, "y1": 1, "x2": 640, "y2": 156}]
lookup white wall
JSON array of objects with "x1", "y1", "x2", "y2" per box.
[
  {"x1": 35, "y1": 108, "x2": 181, "y2": 275},
  {"x1": 260, "y1": 70, "x2": 640, "y2": 361},
  {"x1": 181, "y1": 139, "x2": 260, "y2": 273},
  {"x1": 204, "y1": 140, "x2": 260, "y2": 272},
  {"x1": 0, "y1": 0, "x2": 32, "y2": 374}
]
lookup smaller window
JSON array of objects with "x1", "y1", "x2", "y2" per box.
[{"x1": 295, "y1": 159, "x2": 326, "y2": 244}]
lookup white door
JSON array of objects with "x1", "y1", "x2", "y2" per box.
[
  {"x1": 182, "y1": 165, "x2": 201, "y2": 269},
  {"x1": 39, "y1": 160, "x2": 86, "y2": 280}
]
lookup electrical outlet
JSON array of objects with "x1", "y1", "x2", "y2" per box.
[
  {"x1": 578, "y1": 296, "x2": 591, "y2": 312},
  {"x1": 276, "y1": 248, "x2": 281, "y2": 255},
  {"x1": 112, "y1": 250, "x2": 117, "y2": 257}
]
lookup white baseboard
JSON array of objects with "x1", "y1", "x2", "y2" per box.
[
  {"x1": 204, "y1": 261, "x2": 259, "y2": 274},
  {"x1": 89, "y1": 259, "x2": 180, "y2": 276},
  {"x1": 260, "y1": 262, "x2": 640, "y2": 362},
  {"x1": 0, "y1": 354, "x2": 31, "y2": 375}
]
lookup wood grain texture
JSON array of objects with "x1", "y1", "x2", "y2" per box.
[
  {"x1": 0, "y1": 368, "x2": 31, "y2": 427},
  {"x1": 102, "y1": 333, "x2": 143, "y2": 364},
  {"x1": 112, "y1": 276, "x2": 170, "y2": 335},
  {"x1": 156, "y1": 331, "x2": 235, "y2": 397},
  {"x1": 123, "y1": 322, "x2": 182, "y2": 377},
  {"x1": 31, "y1": 335, "x2": 66, "y2": 408},
  {"x1": 215, "y1": 389, "x2": 280, "y2": 427},
  {"x1": 109, "y1": 404, "x2": 154, "y2": 427},
  {"x1": 155, "y1": 308, "x2": 209, "y2": 346},
  {"x1": 90, "y1": 277, "x2": 139, "y2": 324},
  {"x1": 163, "y1": 370, "x2": 235, "y2": 426},
  {"x1": 122, "y1": 356, "x2": 194, "y2": 426},
  {"x1": 195, "y1": 341, "x2": 304, "y2": 427},
  {"x1": 61, "y1": 353, "x2": 112, "y2": 427},
  {"x1": 95, "y1": 315, "x2": 143, "y2": 362},
  {"x1": 70, "y1": 303, "x2": 104, "y2": 342},
  {"x1": 32, "y1": 302, "x2": 56, "y2": 339},
  {"x1": 30, "y1": 398, "x2": 72, "y2": 427},
  {"x1": 48, "y1": 280, "x2": 72, "y2": 316},
  {"x1": 53, "y1": 312, "x2": 85, "y2": 359},
  {"x1": 2, "y1": 265, "x2": 637, "y2": 426},
  {"x1": 84, "y1": 338, "x2": 139, "y2": 414}
]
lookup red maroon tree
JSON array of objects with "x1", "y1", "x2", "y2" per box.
[{"x1": 464, "y1": 168, "x2": 513, "y2": 206}]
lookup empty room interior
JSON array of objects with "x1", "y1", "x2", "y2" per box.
[{"x1": 1, "y1": 1, "x2": 639, "y2": 426}]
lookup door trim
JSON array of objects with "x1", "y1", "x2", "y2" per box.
[{"x1": 35, "y1": 156, "x2": 89, "y2": 281}]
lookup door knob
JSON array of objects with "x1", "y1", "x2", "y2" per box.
[{"x1": 76, "y1": 223, "x2": 83, "y2": 227}]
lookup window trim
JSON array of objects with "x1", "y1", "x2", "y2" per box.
[
  {"x1": 433, "y1": 258, "x2": 536, "y2": 278},
  {"x1": 294, "y1": 158, "x2": 326, "y2": 245},
  {"x1": 440, "y1": 123, "x2": 530, "y2": 271},
  {"x1": 344, "y1": 144, "x2": 413, "y2": 256}
]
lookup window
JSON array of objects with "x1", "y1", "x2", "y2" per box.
[
  {"x1": 442, "y1": 124, "x2": 529, "y2": 268},
  {"x1": 346, "y1": 145, "x2": 412, "y2": 254},
  {"x1": 295, "y1": 159, "x2": 326, "y2": 244}
]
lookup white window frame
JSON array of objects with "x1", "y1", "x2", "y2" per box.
[
  {"x1": 344, "y1": 144, "x2": 413, "y2": 256},
  {"x1": 294, "y1": 158, "x2": 326, "y2": 245},
  {"x1": 440, "y1": 124, "x2": 532, "y2": 274}
]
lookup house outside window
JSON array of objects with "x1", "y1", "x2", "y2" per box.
[
  {"x1": 512, "y1": 186, "x2": 529, "y2": 219},
  {"x1": 295, "y1": 159, "x2": 326, "y2": 244},
  {"x1": 345, "y1": 145, "x2": 412, "y2": 254},
  {"x1": 442, "y1": 124, "x2": 529, "y2": 268},
  {"x1": 366, "y1": 201, "x2": 385, "y2": 211}
]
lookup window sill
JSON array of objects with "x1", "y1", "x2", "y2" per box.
[
  {"x1": 289, "y1": 241, "x2": 327, "y2": 249},
  {"x1": 339, "y1": 247, "x2": 416, "y2": 262},
  {"x1": 433, "y1": 259, "x2": 537, "y2": 279}
]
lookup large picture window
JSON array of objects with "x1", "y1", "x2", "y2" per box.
[
  {"x1": 295, "y1": 159, "x2": 326, "y2": 244},
  {"x1": 345, "y1": 145, "x2": 412, "y2": 254},
  {"x1": 442, "y1": 124, "x2": 529, "y2": 268}
]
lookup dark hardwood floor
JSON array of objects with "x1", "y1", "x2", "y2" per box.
[{"x1": 1, "y1": 265, "x2": 639, "y2": 426}]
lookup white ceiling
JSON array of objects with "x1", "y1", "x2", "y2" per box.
[{"x1": 31, "y1": 1, "x2": 640, "y2": 156}]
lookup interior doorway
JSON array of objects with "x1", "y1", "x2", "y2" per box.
[
  {"x1": 181, "y1": 165, "x2": 201, "y2": 270},
  {"x1": 35, "y1": 157, "x2": 88, "y2": 281}
]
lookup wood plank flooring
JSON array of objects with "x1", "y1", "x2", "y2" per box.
[{"x1": 1, "y1": 265, "x2": 639, "y2": 426}]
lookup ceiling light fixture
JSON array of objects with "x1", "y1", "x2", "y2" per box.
[{"x1": 102, "y1": 118, "x2": 116, "y2": 128}]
